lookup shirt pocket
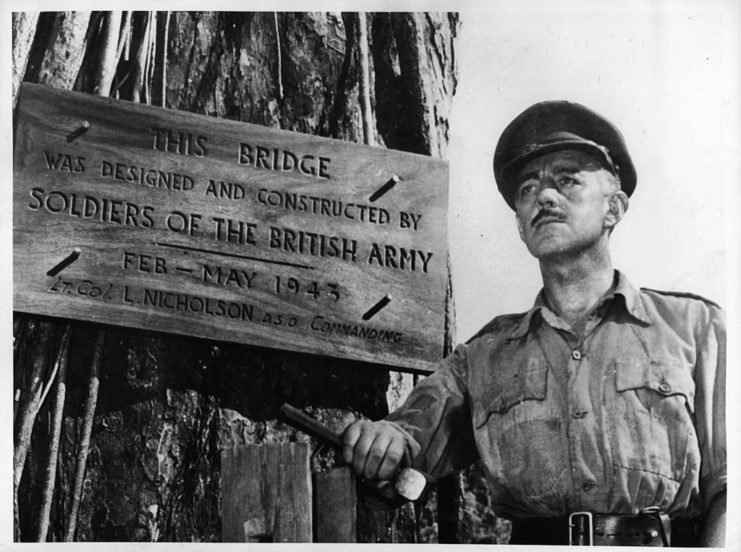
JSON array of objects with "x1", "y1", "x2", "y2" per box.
[
  {"x1": 473, "y1": 359, "x2": 548, "y2": 428},
  {"x1": 615, "y1": 358, "x2": 695, "y2": 420},
  {"x1": 473, "y1": 360, "x2": 569, "y2": 502},
  {"x1": 609, "y1": 358, "x2": 696, "y2": 482}
]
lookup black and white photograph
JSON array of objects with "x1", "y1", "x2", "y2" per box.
[{"x1": 5, "y1": 1, "x2": 739, "y2": 547}]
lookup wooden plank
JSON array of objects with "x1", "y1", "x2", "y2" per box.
[
  {"x1": 314, "y1": 466, "x2": 357, "y2": 542},
  {"x1": 221, "y1": 443, "x2": 312, "y2": 543},
  {"x1": 13, "y1": 83, "x2": 449, "y2": 373}
]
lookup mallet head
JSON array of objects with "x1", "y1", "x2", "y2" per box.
[{"x1": 393, "y1": 467, "x2": 428, "y2": 501}]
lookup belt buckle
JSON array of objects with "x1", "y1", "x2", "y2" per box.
[{"x1": 568, "y1": 511, "x2": 593, "y2": 546}]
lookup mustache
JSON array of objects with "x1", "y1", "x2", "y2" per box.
[{"x1": 531, "y1": 208, "x2": 567, "y2": 227}]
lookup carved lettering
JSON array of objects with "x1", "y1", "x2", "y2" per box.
[
  {"x1": 309, "y1": 316, "x2": 403, "y2": 343},
  {"x1": 256, "y1": 188, "x2": 389, "y2": 225},
  {"x1": 274, "y1": 276, "x2": 340, "y2": 301},
  {"x1": 261, "y1": 312, "x2": 298, "y2": 327},
  {"x1": 201, "y1": 263, "x2": 257, "y2": 289},
  {"x1": 27, "y1": 187, "x2": 155, "y2": 228},
  {"x1": 211, "y1": 217, "x2": 257, "y2": 245},
  {"x1": 123, "y1": 285, "x2": 136, "y2": 304},
  {"x1": 100, "y1": 160, "x2": 194, "y2": 191},
  {"x1": 141, "y1": 288, "x2": 255, "y2": 321},
  {"x1": 43, "y1": 151, "x2": 85, "y2": 172},
  {"x1": 367, "y1": 243, "x2": 433, "y2": 273},
  {"x1": 122, "y1": 252, "x2": 167, "y2": 274},
  {"x1": 150, "y1": 126, "x2": 208, "y2": 157},
  {"x1": 239, "y1": 143, "x2": 330, "y2": 179},
  {"x1": 268, "y1": 226, "x2": 357, "y2": 262},
  {"x1": 204, "y1": 179, "x2": 245, "y2": 199},
  {"x1": 165, "y1": 211, "x2": 201, "y2": 235},
  {"x1": 48, "y1": 276, "x2": 115, "y2": 302},
  {"x1": 399, "y1": 211, "x2": 422, "y2": 230}
]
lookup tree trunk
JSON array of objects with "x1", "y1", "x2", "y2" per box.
[
  {"x1": 25, "y1": 12, "x2": 92, "y2": 94},
  {"x1": 12, "y1": 12, "x2": 40, "y2": 109},
  {"x1": 13, "y1": 11, "x2": 459, "y2": 542}
]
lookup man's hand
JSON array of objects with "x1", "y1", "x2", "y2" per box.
[{"x1": 341, "y1": 420, "x2": 408, "y2": 481}]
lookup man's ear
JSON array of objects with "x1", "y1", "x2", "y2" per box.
[{"x1": 604, "y1": 190, "x2": 629, "y2": 230}]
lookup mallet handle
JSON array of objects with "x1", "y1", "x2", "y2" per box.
[{"x1": 279, "y1": 403, "x2": 343, "y2": 449}]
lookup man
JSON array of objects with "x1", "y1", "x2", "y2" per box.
[{"x1": 341, "y1": 102, "x2": 726, "y2": 546}]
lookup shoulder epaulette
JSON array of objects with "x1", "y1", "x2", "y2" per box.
[
  {"x1": 640, "y1": 287, "x2": 721, "y2": 309},
  {"x1": 465, "y1": 312, "x2": 527, "y2": 344}
]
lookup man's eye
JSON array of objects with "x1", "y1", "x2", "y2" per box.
[
  {"x1": 518, "y1": 183, "x2": 538, "y2": 198},
  {"x1": 558, "y1": 176, "x2": 577, "y2": 187}
]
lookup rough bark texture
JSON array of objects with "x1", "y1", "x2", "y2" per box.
[
  {"x1": 12, "y1": 12, "x2": 40, "y2": 108},
  {"x1": 25, "y1": 12, "x2": 92, "y2": 93},
  {"x1": 13, "y1": 11, "x2": 461, "y2": 543},
  {"x1": 371, "y1": 12, "x2": 457, "y2": 157}
]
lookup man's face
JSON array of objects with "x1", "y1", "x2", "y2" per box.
[{"x1": 514, "y1": 149, "x2": 623, "y2": 261}]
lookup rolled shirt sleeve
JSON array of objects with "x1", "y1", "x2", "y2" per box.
[
  {"x1": 384, "y1": 344, "x2": 479, "y2": 480},
  {"x1": 694, "y1": 304, "x2": 727, "y2": 510}
]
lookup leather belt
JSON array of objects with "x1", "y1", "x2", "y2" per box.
[{"x1": 509, "y1": 513, "x2": 702, "y2": 546}]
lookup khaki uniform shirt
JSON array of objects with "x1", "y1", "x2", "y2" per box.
[{"x1": 387, "y1": 271, "x2": 726, "y2": 518}]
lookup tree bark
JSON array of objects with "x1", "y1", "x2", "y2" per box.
[
  {"x1": 34, "y1": 12, "x2": 91, "y2": 90},
  {"x1": 371, "y1": 12, "x2": 459, "y2": 157},
  {"x1": 12, "y1": 12, "x2": 39, "y2": 108}
]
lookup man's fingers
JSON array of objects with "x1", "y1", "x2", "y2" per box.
[
  {"x1": 341, "y1": 421, "x2": 363, "y2": 464},
  {"x1": 377, "y1": 435, "x2": 405, "y2": 480},
  {"x1": 341, "y1": 420, "x2": 407, "y2": 482},
  {"x1": 351, "y1": 425, "x2": 376, "y2": 477},
  {"x1": 362, "y1": 432, "x2": 392, "y2": 480}
]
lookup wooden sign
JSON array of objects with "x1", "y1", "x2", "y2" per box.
[{"x1": 13, "y1": 83, "x2": 448, "y2": 372}]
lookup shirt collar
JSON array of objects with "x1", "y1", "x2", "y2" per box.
[
  {"x1": 611, "y1": 270, "x2": 652, "y2": 325},
  {"x1": 505, "y1": 270, "x2": 651, "y2": 340}
]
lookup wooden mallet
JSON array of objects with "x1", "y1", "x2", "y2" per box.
[{"x1": 279, "y1": 403, "x2": 428, "y2": 502}]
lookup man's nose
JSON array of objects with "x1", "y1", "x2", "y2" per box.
[{"x1": 536, "y1": 180, "x2": 559, "y2": 208}]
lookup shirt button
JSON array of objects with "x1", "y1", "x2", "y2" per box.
[
  {"x1": 658, "y1": 382, "x2": 671, "y2": 394},
  {"x1": 581, "y1": 481, "x2": 596, "y2": 492},
  {"x1": 572, "y1": 350, "x2": 582, "y2": 360}
]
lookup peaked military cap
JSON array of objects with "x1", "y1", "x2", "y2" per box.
[{"x1": 493, "y1": 101, "x2": 637, "y2": 210}]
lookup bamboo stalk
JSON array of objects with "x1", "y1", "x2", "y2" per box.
[
  {"x1": 13, "y1": 315, "x2": 24, "y2": 348},
  {"x1": 145, "y1": 11, "x2": 157, "y2": 105},
  {"x1": 274, "y1": 12, "x2": 284, "y2": 100},
  {"x1": 112, "y1": 12, "x2": 131, "y2": 99},
  {"x1": 13, "y1": 321, "x2": 55, "y2": 479},
  {"x1": 124, "y1": 16, "x2": 132, "y2": 61},
  {"x1": 160, "y1": 11, "x2": 170, "y2": 107},
  {"x1": 115, "y1": 12, "x2": 132, "y2": 64},
  {"x1": 93, "y1": 11, "x2": 122, "y2": 96},
  {"x1": 357, "y1": 13, "x2": 374, "y2": 146},
  {"x1": 132, "y1": 13, "x2": 152, "y2": 103},
  {"x1": 13, "y1": 316, "x2": 26, "y2": 373},
  {"x1": 35, "y1": 327, "x2": 72, "y2": 542},
  {"x1": 64, "y1": 330, "x2": 105, "y2": 542},
  {"x1": 13, "y1": 316, "x2": 27, "y2": 425},
  {"x1": 14, "y1": 321, "x2": 55, "y2": 541}
]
